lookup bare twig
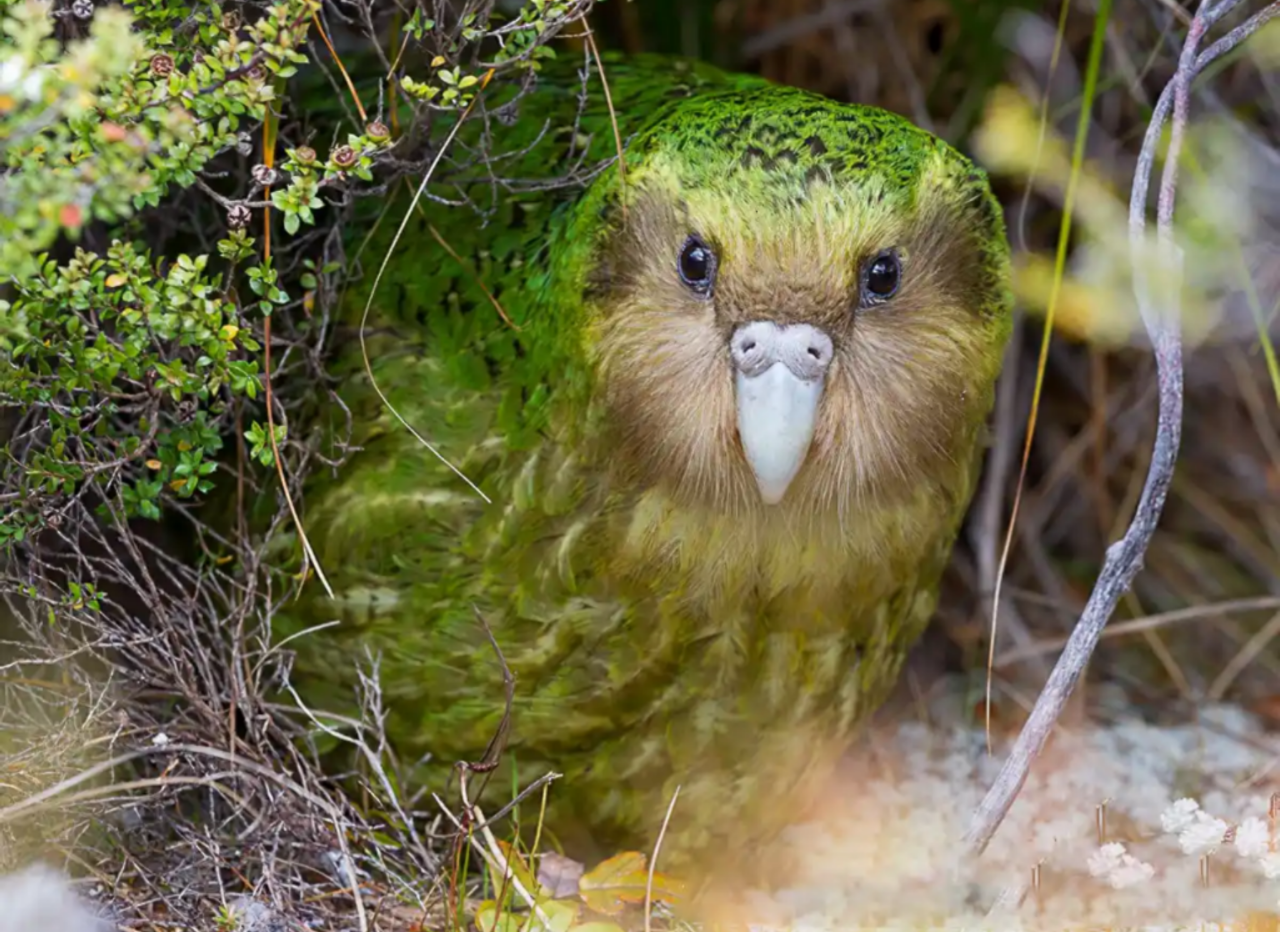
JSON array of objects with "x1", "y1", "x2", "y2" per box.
[
  {"x1": 962, "y1": 0, "x2": 1280, "y2": 857},
  {"x1": 644, "y1": 785, "x2": 681, "y2": 932},
  {"x1": 967, "y1": 0, "x2": 1280, "y2": 857},
  {"x1": 438, "y1": 774, "x2": 554, "y2": 928}
]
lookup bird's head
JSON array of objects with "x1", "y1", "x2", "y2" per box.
[{"x1": 568, "y1": 86, "x2": 1012, "y2": 516}]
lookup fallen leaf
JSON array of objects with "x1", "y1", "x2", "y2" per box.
[
  {"x1": 473, "y1": 900, "x2": 516, "y2": 932},
  {"x1": 474, "y1": 897, "x2": 578, "y2": 932},
  {"x1": 578, "y1": 851, "x2": 687, "y2": 916},
  {"x1": 537, "y1": 852, "x2": 585, "y2": 899}
]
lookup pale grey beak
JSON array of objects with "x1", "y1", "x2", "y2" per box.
[{"x1": 730, "y1": 321, "x2": 833, "y2": 505}]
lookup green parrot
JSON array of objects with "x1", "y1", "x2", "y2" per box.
[{"x1": 269, "y1": 53, "x2": 1013, "y2": 879}]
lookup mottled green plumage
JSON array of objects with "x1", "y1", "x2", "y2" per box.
[{"x1": 270, "y1": 53, "x2": 1012, "y2": 878}]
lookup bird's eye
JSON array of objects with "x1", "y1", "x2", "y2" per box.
[
  {"x1": 678, "y1": 235, "x2": 716, "y2": 295},
  {"x1": 862, "y1": 249, "x2": 902, "y2": 303}
]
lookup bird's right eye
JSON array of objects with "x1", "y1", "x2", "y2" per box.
[{"x1": 678, "y1": 235, "x2": 717, "y2": 296}]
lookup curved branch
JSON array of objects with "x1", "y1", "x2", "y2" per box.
[{"x1": 963, "y1": 0, "x2": 1279, "y2": 857}]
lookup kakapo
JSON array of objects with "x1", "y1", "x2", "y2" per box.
[{"x1": 268, "y1": 53, "x2": 1012, "y2": 873}]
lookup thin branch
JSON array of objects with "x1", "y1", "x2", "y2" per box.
[
  {"x1": 644, "y1": 785, "x2": 681, "y2": 932},
  {"x1": 966, "y1": 0, "x2": 1280, "y2": 858},
  {"x1": 964, "y1": 0, "x2": 1250, "y2": 857}
]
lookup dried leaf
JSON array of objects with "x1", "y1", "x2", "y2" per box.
[
  {"x1": 537, "y1": 852, "x2": 585, "y2": 899},
  {"x1": 578, "y1": 851, "x2": 687, "y2": 916}
]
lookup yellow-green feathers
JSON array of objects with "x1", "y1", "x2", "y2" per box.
[{"x1": 270, "y1": 55, "x2": 1012, "y2": 871}]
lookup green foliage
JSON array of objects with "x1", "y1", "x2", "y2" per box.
[
  {"x1": 398, "y1": 0, "x2": 567, "y2": 106},
  {"x1": 0, "y1": 0, "x2": 317, "y2": 555},
  {"x1": 244, "y1": 420, "x2": 285, "y2": 467},
  {"x1": 0, "y1": 0, "x2": 317, "y2": 279},
  {"x1": 1, "y1": 239, "x2": 260, "y2": 524},
  {"x1": 270, "y1": 130, "x2": 387, "y2": 236},
  {"x1": 0, "y1": 0, "x2": 596, "y2": 564}
]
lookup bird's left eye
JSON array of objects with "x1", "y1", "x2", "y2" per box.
[{"x1": 678, "y1": 235, "x2": 717, "y2": 295}]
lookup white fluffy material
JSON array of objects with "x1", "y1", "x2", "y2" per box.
[{"x1": 0, "y1": 864, "x2": 105, "y2": 932}]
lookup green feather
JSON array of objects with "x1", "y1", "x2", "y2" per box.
[{"x1": 267, "y1": 52, "x2": 1012, "y2": 876}]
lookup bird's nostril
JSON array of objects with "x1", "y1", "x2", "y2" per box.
[
  {"x1": 743, "y1": 341, "x2": 756, "y2": 352},
  {"x1": 807, "y1": 347, "x2": 823, "y2": 360}
]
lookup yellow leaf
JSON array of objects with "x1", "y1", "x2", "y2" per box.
[
  {"x1": 473, "y1": 900, "x2": 508, "y2": 932},
  {"x1": 145, "y1": 459, "x2": 162, "y2": 470},
  {"x1": 431, "y1": 55, "x2": 446, "y2": 67},
  {"x1": 105, "y1": 273, "x2": 127, "y2": 288},
  {"x1": 220, "y1": 324, "x2": 239, "y2": 341},
  {"x1": 578, "y1": 851, "x2": 687, "y2": 916},
  {"x1": 539, "y1": 899, "x2": 579, "y2": 932},
  {"x1": 177, "y1": 440, "x2": 193, "y2": 452},
  {"x1": 168, "y1": 479, "x2": 187, "y2": 491},
  {"x1": 474, "y1": 898, "x2": 578, "y2": 932}
]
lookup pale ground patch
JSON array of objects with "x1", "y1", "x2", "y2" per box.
[{"x1": 724, "y1": 686, "x2": 1280, "y2": 932}]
